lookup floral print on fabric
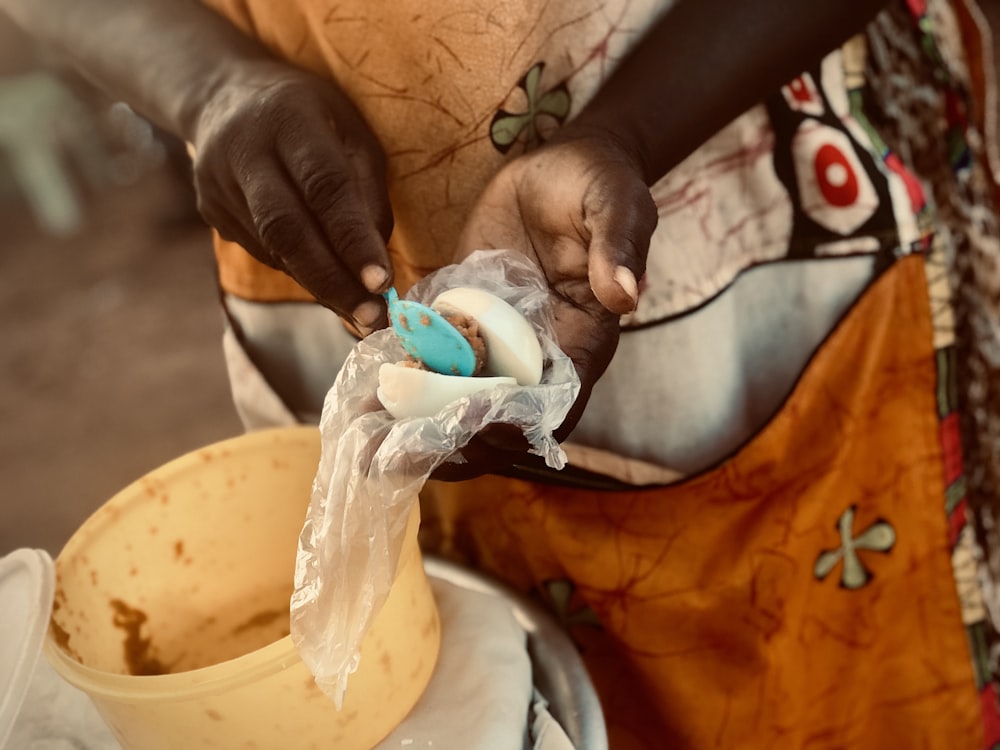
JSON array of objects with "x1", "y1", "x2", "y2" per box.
[
  {"x1": 490, "y1": 62, "x2": 571, "y2": 154},
  {"x1": 813, "y1": 507, "x2": 896, "y2": 589}
]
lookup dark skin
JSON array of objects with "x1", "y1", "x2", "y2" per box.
[
  {"x1": 0, "y1": 0, "x2": 890, "y2": 475},
  {"x1": 192, "y1": 59, "x2": 394, "y2": 332}
]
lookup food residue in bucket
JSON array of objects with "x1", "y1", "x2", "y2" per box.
[
  {"x1": 50, "y1": 588, "x2": 83, "y2": 661},
  {"x1": 49, "y1": 617, "x2": 81, "y2": 661},
  {"x1": 232, "y1": 608, "x2": 287, "y2": 636},
  {"x1": 110, "y1": 598, "x2": 169, "y2": 676}
]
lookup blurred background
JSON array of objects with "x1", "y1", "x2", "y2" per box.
[{"x1": 0, "y1": 15, "x2": 243, "y2": 555}]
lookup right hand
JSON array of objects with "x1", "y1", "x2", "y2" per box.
[
  {"x1": 432, "y1": 132, "x2": 658, "y2": 481},
  {"x1": 190, "y1": 60, "x2": 394, "y2": 333}
]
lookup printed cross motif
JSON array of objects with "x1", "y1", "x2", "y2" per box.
[
  {"x1": 490, "y1": 62, "x2": 571, "y2": 154},
  {"x1": 814, "y1": 506, "x2": 896, "y2": 589}
]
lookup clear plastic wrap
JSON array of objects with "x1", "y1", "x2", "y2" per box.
[{"x1": 289, "y1": 249, "x2": 581, "y2": 705}]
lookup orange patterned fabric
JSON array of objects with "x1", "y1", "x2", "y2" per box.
[
  {"x1": 213, "y1": 240, "x2": 313, "y2": 303},
  {"x1": 422, "y1": 256, "x2": 981, "y2": 748}
]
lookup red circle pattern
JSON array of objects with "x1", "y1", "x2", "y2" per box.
[{"x1": 814, "y1": 143, "x2": 859, "y2": 207}]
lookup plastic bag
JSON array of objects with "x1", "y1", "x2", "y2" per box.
[{"x1": 289, "y1": 249, "x2": 581, "y2": 705}]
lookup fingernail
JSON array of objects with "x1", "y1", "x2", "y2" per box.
[
  {"x1": 352, "y1": 299, "x2": 382, "y2": 330},
  {"x1": 361, "y1": 264, "x2": 389, "y2": 293},
  {"x1": 613, "y1": 265, "x2": 638, "y2": 309}
]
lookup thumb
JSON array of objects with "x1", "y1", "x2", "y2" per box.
[{"x1": 585, "y1": 177, "x2": 658, "y2": 315}]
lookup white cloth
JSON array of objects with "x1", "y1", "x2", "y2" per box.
[
  {"x1": 378, "y1": 578, "x2": 574, "y2": 750},
  {"x1": 6, "y1": 656, "x2": 118, "y2": 750}
]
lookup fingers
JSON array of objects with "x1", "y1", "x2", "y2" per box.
[
  {"x1": 584, "y1": 176, "x2": 659, "y2": 315},
  {"x1": 276, "y1": 124, "x2": 394, "y2": 296},
  {"x1": 195, "y1": 170, "x2": 279, "y2": 268},
  {"x1": 551, "y1": 301, "x2": 621, "y2": 440},
  {"x1": 194, "y1": 142, "x2": 392, "y2": 331},
  {"x1": 190, "y1": 68, "x2": 395, "y2": 330},
  {"x1": 240, "y1": 160, "x2": 386, "y2": 331},
  {"x1": 430, "y1": 431, "x2": 529, "y2": 482}
]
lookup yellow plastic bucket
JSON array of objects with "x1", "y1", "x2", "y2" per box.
[{"x1": 44, "y1": 426, "x2": 440, "y2": 749}]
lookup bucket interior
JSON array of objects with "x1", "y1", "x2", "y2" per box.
[{"x1": 49, "y1": 429, "x2": 320, "y2": 676}]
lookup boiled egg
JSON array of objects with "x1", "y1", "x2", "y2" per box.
[
  {"x1": 431, "y1": 287, "x2": 543, "y2": 386},
  {"x1": 377, "y1": 364, "x2": 516, "y2": 419},
  {"x1": 377, "y1": 287, "x2": 544, "y2": 419}
]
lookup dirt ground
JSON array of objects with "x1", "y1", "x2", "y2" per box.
[{"x1": 0, "y1": 151, "x2": 243, "y2": 555}]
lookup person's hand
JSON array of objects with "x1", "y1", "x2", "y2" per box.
[
  {"x1": 190, "y1": 60, "x2": 393, "y2": 333},
  {"x1": 435, "y1": 133, "x2": 659, "y2": 479}
]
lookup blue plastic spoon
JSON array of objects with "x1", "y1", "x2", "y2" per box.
[{"x1": 383, "y1": 287, "x2": 476, "y2": 376}]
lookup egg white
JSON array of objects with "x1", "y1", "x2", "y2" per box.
[
  {"x1": 431, "y1": 288, "x2": 543, "y2": 386},
  {"x1": 377, "y1": 363, "x2": 516, "y2": 419}
]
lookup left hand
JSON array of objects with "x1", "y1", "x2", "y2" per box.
[{"x1": 436, "y1": 132, "x2": 659, "y2": 479}]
